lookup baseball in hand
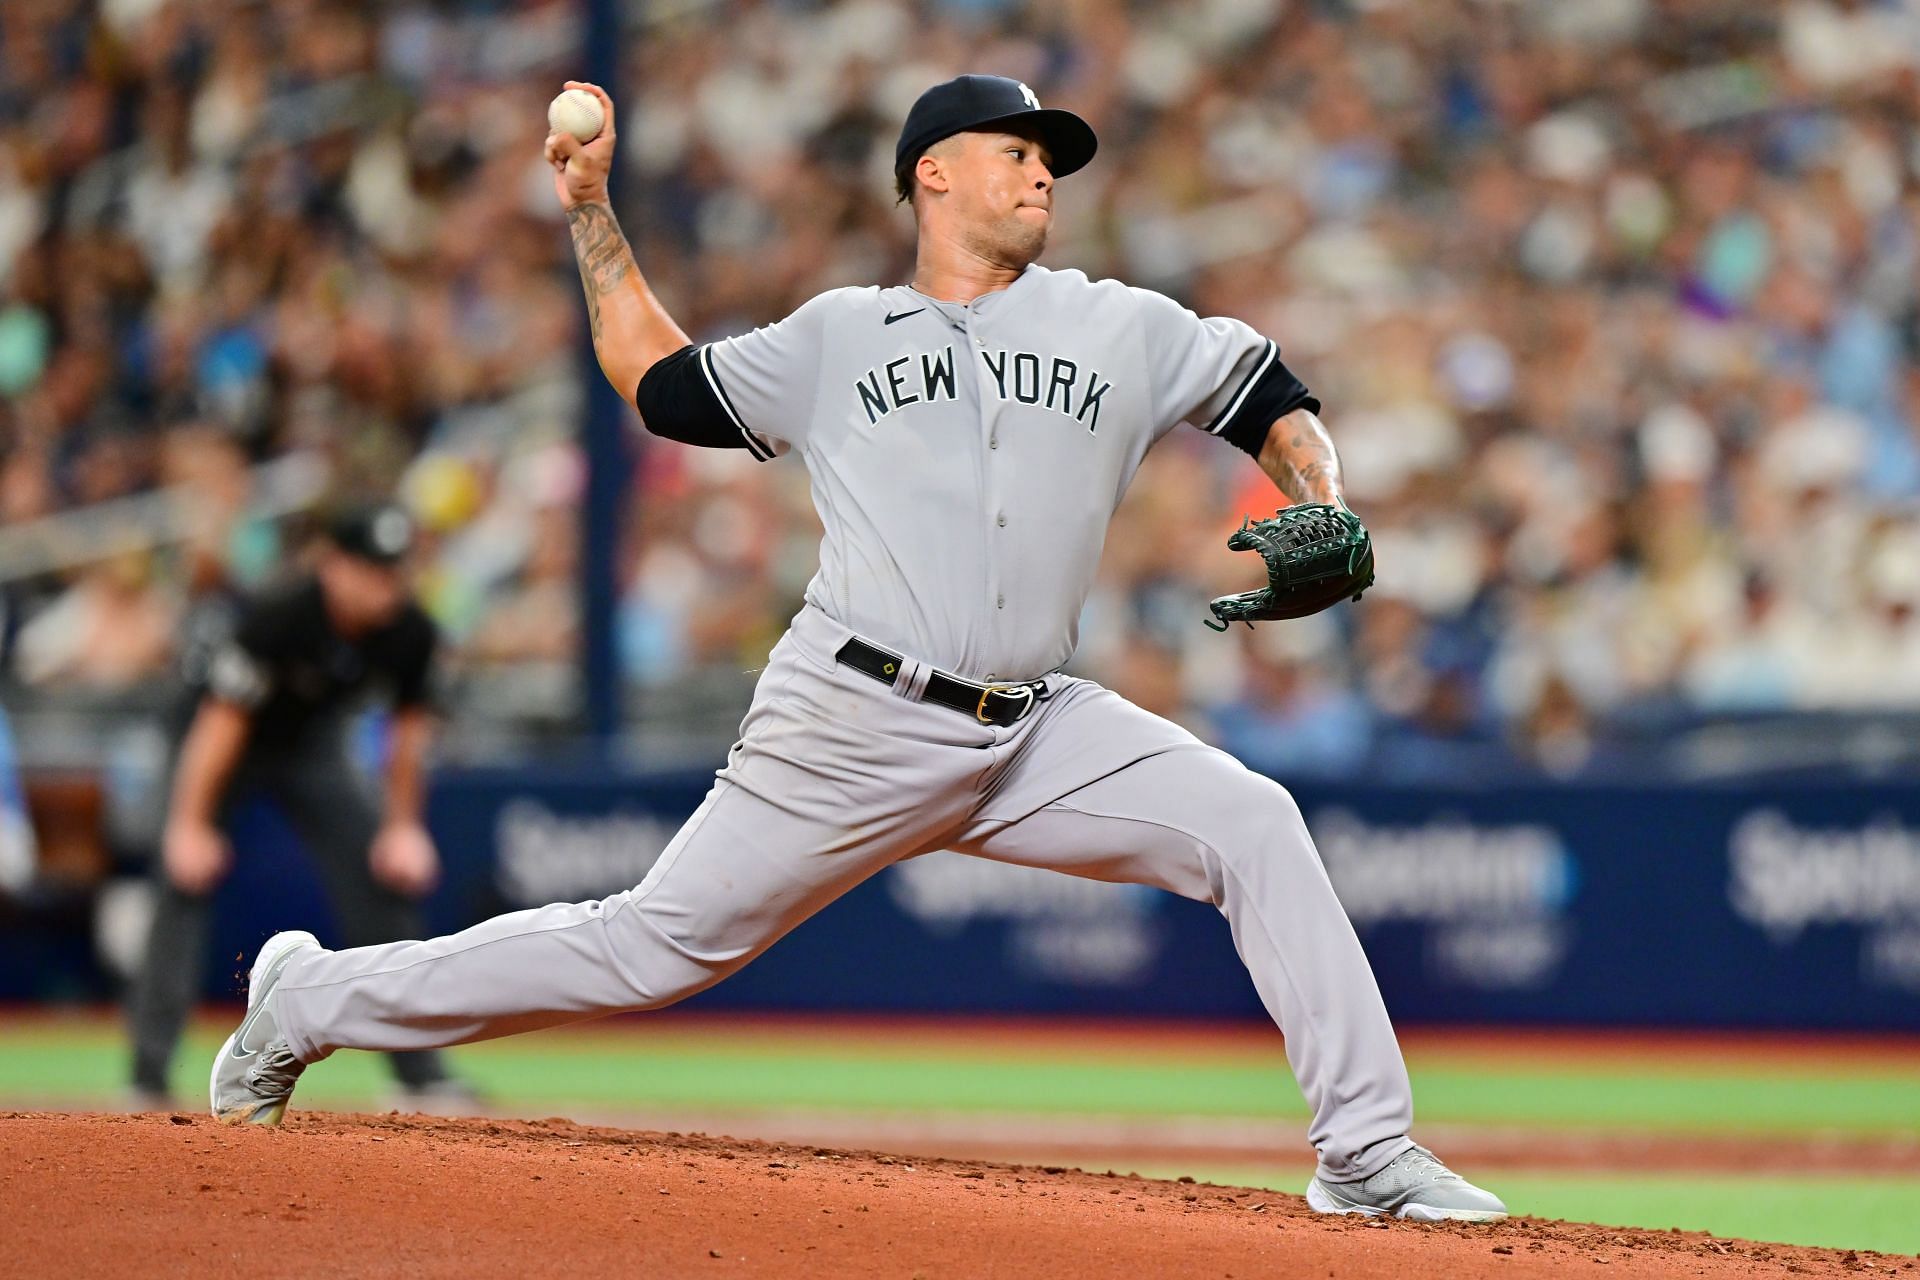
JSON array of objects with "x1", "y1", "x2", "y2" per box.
[{"x1": 548, "y1": 88, "x2": 604, "y2": 143}]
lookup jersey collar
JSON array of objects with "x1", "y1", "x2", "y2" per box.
[{"x1": 902, "y1": 262, "x2": 1046, "y2": 320}]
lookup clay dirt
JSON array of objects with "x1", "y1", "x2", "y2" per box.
[{"x1": 3, "y1": 1111, "x2": 1912, "y2": 1278}]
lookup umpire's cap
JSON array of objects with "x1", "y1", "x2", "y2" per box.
[
  {"x1": 327, "y1": 501, "x2": 416, "y2": 566},
  {"x1": 895, "y1": 75, "x2": 1098, "y2": 182}
]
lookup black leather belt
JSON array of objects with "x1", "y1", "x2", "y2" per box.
[{"x1": 835, "y1": 637, "x2": 1047, "y2": 726}]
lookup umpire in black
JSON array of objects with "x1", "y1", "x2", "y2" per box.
[{"x1": 127, "y1": 502, "x2": 463, "y2": 1105}]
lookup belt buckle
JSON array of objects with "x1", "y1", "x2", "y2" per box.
[{"x1": 976, "y1": 683, "x2": 1036, "y2": 724}]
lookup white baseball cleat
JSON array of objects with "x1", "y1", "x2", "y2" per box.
[
  {"x1": 1306, "y1": 1143, "x2": 1508, "y2": 1223},
  {"x1": 209, "y1": 930, "x2": 322, "y2": 1126}
]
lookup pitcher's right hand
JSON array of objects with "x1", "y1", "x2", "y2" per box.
[{"x1": 546, "y1": 80, "x2": 617, "y2": 210}]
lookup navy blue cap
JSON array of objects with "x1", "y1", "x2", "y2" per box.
[
  {"x1": 895, "y1": 75, "x2": 1098, "y2": 182},
  {"x1": 327, "y1": 501, "x2": 415, "y2": 566}
]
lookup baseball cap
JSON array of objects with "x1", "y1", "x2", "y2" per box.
[
  {"x1": 326, "y1": 501, "x2": 416, "y2": 566},
  {"x1": 895, "y1": 75, "x2": 1098, "y2": 183}
]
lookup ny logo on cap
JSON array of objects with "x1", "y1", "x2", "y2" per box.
[{"x1": 1018, "y1": 81, "x2": 1040, "y2": 110}]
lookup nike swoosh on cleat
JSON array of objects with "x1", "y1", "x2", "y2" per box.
[
  {"x1": 883, "y1": 309, "x2": 925, "y2": 325},
  {"x1": 227, "y1": 938, "x2": 307, "y2": 1059},
  {"x1": 229, "y1": 1015, "x2": 264, "y2": 1060}
]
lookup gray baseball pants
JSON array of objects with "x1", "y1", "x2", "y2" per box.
[{"x1": 275, "y1": 605, "x2": 1415, "y2": 1181}]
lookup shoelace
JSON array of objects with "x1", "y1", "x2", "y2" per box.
[
  {"x1": 1389, "y1": 1144, "x2": 1463, "y2": 1184},
  {"x1": 247, "y1": 1042, "x2": 303, "y2": 1097}
]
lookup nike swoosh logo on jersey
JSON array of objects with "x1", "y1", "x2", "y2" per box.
[{"x1": 883, "y1": 308, "x2": 925, "y2": 325}]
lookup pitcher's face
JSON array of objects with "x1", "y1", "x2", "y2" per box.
[{"x1": 931, "y1": 127, "x2": 1056, "y2": 268}]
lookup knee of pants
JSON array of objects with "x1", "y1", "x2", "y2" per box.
[
  {"x1": 1183, "y1": 769, "x2": 1321, "y2": 885},
  {"x1": 595, "y1": 888, "x2": 769, "y2": 1008}
]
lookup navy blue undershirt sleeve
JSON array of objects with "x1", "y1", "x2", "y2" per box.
[
  {"x1": 1216, "y1": 356, "x2": 1322, "y2": 458},
  {"x1": 633, "y1": 344, "x2": 753, "y2": 451}
]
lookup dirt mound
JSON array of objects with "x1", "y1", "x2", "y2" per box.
[{"x1": 1, "y1": 1112, "x2": 1906, "y2": 1278}]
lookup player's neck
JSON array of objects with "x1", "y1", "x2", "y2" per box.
[{"x1": 909, "y1": 231, "x2": 1029, "y2": 304}]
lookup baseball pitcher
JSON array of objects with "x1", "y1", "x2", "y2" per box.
[{"x1": 210, "y1": 75, "x2": 1504, "y2": 1223}]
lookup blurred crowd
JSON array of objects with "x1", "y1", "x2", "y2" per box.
[{"x1": 4, "y1": 0, "x2": 1920, "y2": 777}]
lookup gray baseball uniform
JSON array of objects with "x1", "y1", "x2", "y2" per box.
[{"x1": 271, "y1": 264, "x2": 1417, "y2": 1182}]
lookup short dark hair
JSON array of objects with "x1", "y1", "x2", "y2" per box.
[{"x1": 894, "y1": 156, "x2": 916, "y2": 205}]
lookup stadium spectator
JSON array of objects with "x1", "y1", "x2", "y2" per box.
[{"x1": 2, "y1": 0, "x2": 1918, "y2": 779}]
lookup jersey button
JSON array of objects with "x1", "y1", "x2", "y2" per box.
[
  {"x1": 996, "y1": 594, "x2": 1005, "y2": 608},
  {"x1": 989, "y1": 437, "x2": 999, "y2": 449},
  {"x1": 997, "y1": 514, "x2": 1007, "y2": 527}
]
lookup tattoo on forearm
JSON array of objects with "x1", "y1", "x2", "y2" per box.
[
  {"x1": 566, "y1": 203, "x2": 635, "y2": 343},
  {"x1": 1274, "y1": 458, "x2": 1335, "y2": 503},
  {"x1": 1262, "y1": 412, "x2": 1342, "y2": 505}
]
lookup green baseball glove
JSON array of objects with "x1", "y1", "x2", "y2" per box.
[{"x1": 1205, "y1": 502, "x2": 1375, "y2": 630}]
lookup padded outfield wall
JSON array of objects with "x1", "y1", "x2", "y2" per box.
[{"x1": 5, "y1": 765, "x2": 1919, "y2": 1029}]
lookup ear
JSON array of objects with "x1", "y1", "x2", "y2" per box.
[{"x1": 915, "y1": 150, "x2": 952, "y2": 198}]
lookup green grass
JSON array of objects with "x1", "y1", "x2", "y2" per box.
[
  {"x1": 4, "y1": 1018, "x2": 1918, "y2": 1136},
  {"x1": 1399, "y1": 1065, "x2": 1920, "y2": 1135},
  {"x1": 1156, "y1": 1167, "x2": 1920, "y2": 1256},
  {"x1": 1500, "y1": 1173, "x2": 1920, "y2": 1256}
]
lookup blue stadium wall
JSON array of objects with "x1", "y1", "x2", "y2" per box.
[{"x1": 9, "y1": 765, "x2": 1920, "y2": 1029}]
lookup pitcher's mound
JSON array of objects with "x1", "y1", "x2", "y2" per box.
[{"x1": 0, "y1": 1112, "x2": 1887, "y2": 1278}]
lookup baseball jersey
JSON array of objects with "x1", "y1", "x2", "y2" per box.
[{"x1": 638, "y1": 264, "x2": 1316, "y2": 682}]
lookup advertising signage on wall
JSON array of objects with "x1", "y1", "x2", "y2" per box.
[
  {"x1": 137, "y1": 766, "x2": 1920, "y2": 1028},
  {"x1": 1727, "y1": 808, "x2": 1920, "y2": 994},
  {"x1": 1309, "y1": 809, "x2": 1579, "y2": 992}
]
